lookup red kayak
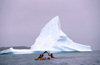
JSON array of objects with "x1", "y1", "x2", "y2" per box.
[
  {"x1": 34, "y1": 57, "x2": 51, "y2": 60},
  {"x1": 34, "y1": 58, "x2": 46, "y2": 60}
]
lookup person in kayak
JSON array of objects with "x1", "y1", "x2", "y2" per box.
[
  {"x1": 38, "y1": 54, "x2": 44, "y2": 58},
  {"x1": 35, "y1": 54, "x2": 46, "y2": 60},
  {"x1": 35, "y1": 51, "x2": 49, "y2": 60},
  {"x1": 49, "y1": 53, "x2": 55, "y2": 58}
]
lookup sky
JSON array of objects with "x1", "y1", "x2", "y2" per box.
[{"x1": 0, "y1": 0, "x2": 100, "y2": 50}]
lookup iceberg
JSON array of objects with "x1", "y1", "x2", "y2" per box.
[
  {"x1": 31, "y1": 16, "x2": 92, "y2": 52},
  {"x1": 0, "y1": 16, "x2": 92, "y2": 54}
]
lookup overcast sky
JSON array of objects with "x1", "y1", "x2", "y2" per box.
[{"x1": 0, "y1": 0, "x2": 100, "y2": 50}]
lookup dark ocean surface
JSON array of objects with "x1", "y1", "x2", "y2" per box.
[{"x1": 0, "y1": 50, "x2": 100, "y2": 65}]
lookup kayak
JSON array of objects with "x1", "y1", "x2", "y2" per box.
[
  {"x1": 34, "y1": 58, "x2": 46, "y2": 60},
  {"x1": 34, "y1": 57, "x2": 51, "y2": 60}
]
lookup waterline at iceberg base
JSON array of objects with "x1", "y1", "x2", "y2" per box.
[{"x1": 0, "y1": 16, "x2": 92, "y2": 54}]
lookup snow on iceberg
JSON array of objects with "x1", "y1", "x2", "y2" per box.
[{"x1": 0, "y1": 16, "x2": 92, "y2": 54}]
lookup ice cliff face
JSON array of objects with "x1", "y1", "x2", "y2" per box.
[{"x1": 31, "y1": 16, "x2": 92, "y2": 51}]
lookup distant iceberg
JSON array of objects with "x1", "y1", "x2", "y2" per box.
[{"x1": 0, "y1": 16, "x2": 92, "y2": 54}]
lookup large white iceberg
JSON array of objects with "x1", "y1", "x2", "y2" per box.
[
  {"x1": 0, "y1": 16, "x2": 92, "y2": 54},
  {"x1": 31, "y1": 16, "x2": 92, "y2": 52}
]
